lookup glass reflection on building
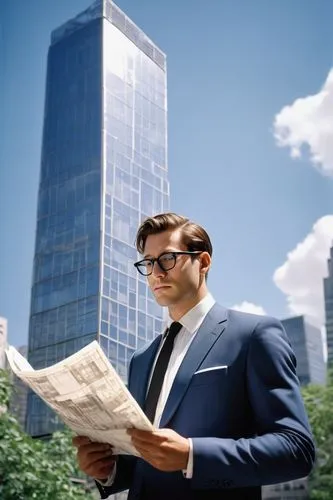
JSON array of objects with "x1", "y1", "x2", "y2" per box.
[
  {"x1": 282, "y1": 315, "x2": 326, "y2": 386},
  {"x1": 324, "y1": 243, "x2": 333, "y2": 369},
  {"x1": 26, "y1": 0, "x2": 168, "y2": 437}
]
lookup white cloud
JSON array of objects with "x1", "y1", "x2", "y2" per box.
[
  {"x1": 273, "y1": 215, "x2": 333, "y2": 328},
  {"x1": 231, "y1": 301, "x2": 267, "y2": 316},
  {"x1": 273, "y1": 68, "x2": 333, "y2": 176}
]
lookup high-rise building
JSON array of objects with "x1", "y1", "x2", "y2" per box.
[
  {"x1": 282, "y1": 315, "x2": 326, "y2": 386},
  {"x1": 26, "y1": 0, "x2": 168, "y2": 437},
  {"x1": 0, "y1": 316, "x2": 8, "y2": 369},
  {"x1": 262, "y1": 477, "x2": 308, "y2": 500},
  {"x1": 263, "y1": 315, "x2": 323, "y2": 500},
  {"x1": 10, "y1": 345, "x2": 29, "y2": 429},
  {"x1": 324, "y1": 242, "x2": 333, "y2": 368}
]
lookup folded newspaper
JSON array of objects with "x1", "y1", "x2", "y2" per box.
[{"x1": 6, "y1": 341, "x2": 153, "y2": 456}]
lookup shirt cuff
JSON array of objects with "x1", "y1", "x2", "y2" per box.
[
  {"x1": 182, "y1": 438, "x2": 193, "y2": 479},
  {"x1": 95, "y1": 463, "x2": 117, "y2": 487}
]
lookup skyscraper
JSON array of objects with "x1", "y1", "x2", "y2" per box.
[
  {"x1": 26, "y1": 0, "x2": 168, "y2": 437},
  {"x1": 324, "y1": 242, "x2": 333, "y2": 368},
  {"x1": 282, "y1": 315, "x2": 326, "y2": 386},
  {"x1": 263, "y1": 315, "x2": 325, "y2": 499},
  {"x1": 10, "y1": 345, "x2": 29, "y2": 428}
]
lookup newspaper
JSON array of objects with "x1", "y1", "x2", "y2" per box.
[{"x1": 5, "y1": 341, "x2": 154, "y2": 456}]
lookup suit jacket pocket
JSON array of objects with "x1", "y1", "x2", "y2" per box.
[{"x1": 190, "y1": 366, "x2": 228, "y2": 387}]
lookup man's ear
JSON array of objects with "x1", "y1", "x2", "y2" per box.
[{"x1": 200, "y1": 252, "x2": 211, "y2": 276}]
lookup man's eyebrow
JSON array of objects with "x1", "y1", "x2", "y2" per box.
[{"x1": 143, "y1": 249, "x2": 175, "y2": 259}]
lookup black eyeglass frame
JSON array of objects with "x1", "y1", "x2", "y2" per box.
[{"x1": 134, "y1": 251, "x2": 202, "y2": 276}]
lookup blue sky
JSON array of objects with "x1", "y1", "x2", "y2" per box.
[{"x1": 1, "y1": 0, "x2": 333, "y2": 348}]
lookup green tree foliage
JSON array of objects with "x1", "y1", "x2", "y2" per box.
[
  {"x1": 302, "y1": 370, "x2": 333, "y2": 500},
  {"x1": 0, "y1": 369, "x2": 95, "y2": 500}
]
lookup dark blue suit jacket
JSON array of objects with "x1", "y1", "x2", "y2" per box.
[{"x1": 97, "y1": 304, "x2": 315, "y2": 500}]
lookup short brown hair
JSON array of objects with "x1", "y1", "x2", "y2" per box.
[{"x1": 135, "y1": 212, "x2": 213, "y2": 256}]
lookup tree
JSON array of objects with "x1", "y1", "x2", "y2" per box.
[
  {"x1": 0, "y1": 369, "x2": 95, "y2": 500},
  {"x1": 302, "y1": 370, "x2": 333, "y2": 500}
]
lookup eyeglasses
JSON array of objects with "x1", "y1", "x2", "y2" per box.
[{"x1": 134, "y1": 251, "x2": 202, "y2": 276}]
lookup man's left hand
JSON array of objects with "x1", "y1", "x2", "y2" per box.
[{"x1": 127, "y1": 428, "x2": 190, "y2": 472}]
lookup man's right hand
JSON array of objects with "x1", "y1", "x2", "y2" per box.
[{"x1": 73, "y1": 435, "x2": 117, "y2": 480}]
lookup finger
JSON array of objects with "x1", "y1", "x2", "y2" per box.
[
  {"x1": 78, "y1": 452, "x2": 116, "y2": 477},
  {"x1": 80, "y1": 449, "x2": 115, "y2": 468},
  {"x1": 92, "y1": 456, "x2": 117, "y2": 469},
  {"x1": 131, "y1": 442, "x2": 151, "y2": 455},
  {"x1": 73, "y1": 435, "x2": 91, "y2": 447},
  {"x1": 80, "y1": 442, "x2": 113, "y2": 455},
  {"x1": 97, "y1": 464, "x2": 116, "y2": 478},
  {"x1": 130, "y1": 439, "x2": 149, "y2": 454},
  {"x1": 138, "y1": 451, "x2": 167, "y2": 470},
  {"x1": 87, "y1": 458, "x2": 117, "y2": 479},
  {"x1": 131, "y1": 441, "x2": 165, "y2": 457},
  {"x1": 129, "y1": 431, "x2": 167, "y2": 445},
  {"x1": 127, "y1": 429, "x2": 155, "y2": 439}
]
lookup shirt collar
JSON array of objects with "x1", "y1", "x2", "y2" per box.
[{"x1": 167, "y1": 293, "x2": 215, "y2": 335}]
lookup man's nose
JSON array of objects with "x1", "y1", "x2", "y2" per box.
[{"x1": 152, "y1": 260, "x2": 167, "y2": 277}]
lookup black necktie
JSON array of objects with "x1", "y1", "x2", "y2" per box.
[{"x1": 144, "y1": 321, "x2": 183, "y2": 423}]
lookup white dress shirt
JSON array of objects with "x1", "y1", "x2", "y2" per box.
[
  {"x1": 149, "y1": 292, "x2": 215, "y2": 478},
  {"x1": 99, "y1": 293, "x2": 215, "y2": 486},
  {"x1": 152, "y1": 293, "x2": 215, "y2": 428}
]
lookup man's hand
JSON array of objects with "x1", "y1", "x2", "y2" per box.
[
  {"x1": 72, "y1": 436, "x2": 117, "y2": 480},
  {"x1": 127, "y1": 428, "x2": 190, "y2": 472}
]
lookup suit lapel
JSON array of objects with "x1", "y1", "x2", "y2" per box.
[
  {"x1": 159, "y1": 303, "x2": 228, "y2": 428},
  {"x1": 130, "y1": 336, "x2": 161, "y2": 409}
]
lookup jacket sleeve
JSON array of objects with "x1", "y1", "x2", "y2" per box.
[{"x1": 190, "y1": 317, "x2": 316, "y2": 490}]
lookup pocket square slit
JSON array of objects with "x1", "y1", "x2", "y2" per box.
[{"x1": 194, "y1": 365, "x2": 228, "y2": 375}]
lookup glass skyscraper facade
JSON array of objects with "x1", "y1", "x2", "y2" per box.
[
  {"x1": 26, "y1": 0, "x2": 168, "y2": 437},
  {"x1": 324, "y1": 243, "x2": 333, "y2": 368},
  {"x1": 282, "y1": 315, "x2": 326, "y2": 386}
]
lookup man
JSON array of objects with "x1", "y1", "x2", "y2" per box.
[{"x1": 74, "y1": 213, "x2": 315, "y2": 500}]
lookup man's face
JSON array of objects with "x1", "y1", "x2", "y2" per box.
[{"x1": 143, "y1": 229, "x2": 203, "y2": 307}]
